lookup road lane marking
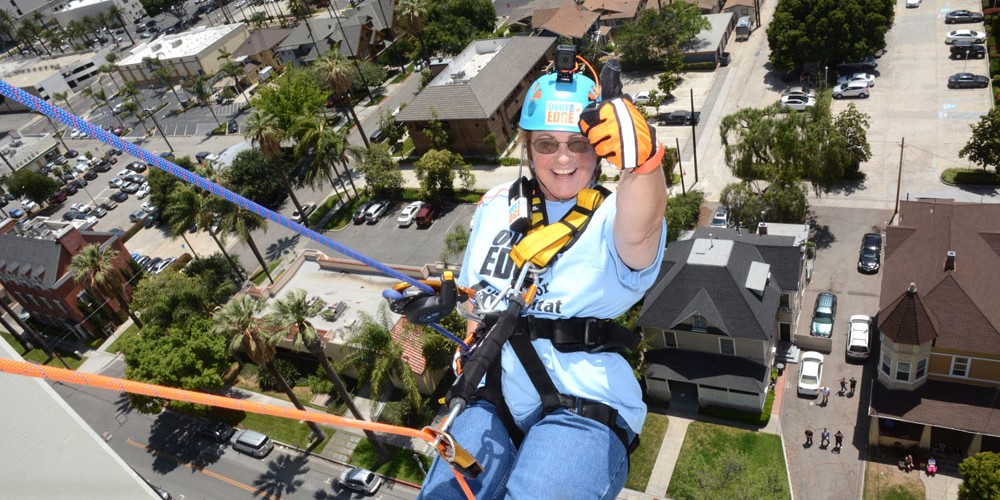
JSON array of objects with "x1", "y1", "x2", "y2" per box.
[{"x1": 125, "y1": 437, "x2": 278, "y2": 499}]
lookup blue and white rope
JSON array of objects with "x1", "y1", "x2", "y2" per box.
[{"x1": 0, "y1": 80, "x2": 433, "y2": 295}]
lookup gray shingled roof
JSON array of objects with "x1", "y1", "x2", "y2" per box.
[
  {"x1": 646, "y1": 348, "x2": 770, "y2": 393},
  {"x1": 396, "y1": 37, "x2": 556, "y2": 122},
  {"x1": 0, "y1": 233, "x2": 65, "y2": 290},
  {"x1": 232, "y1": 27, "x2": 294, "y2": 59},
  {"x1": 871, "y1": 380, "x2": 1000, "y2": 437},
  {"x1": 692, "y1": 227, "x2": 803, "y2": 292},
  {"x1": 276, "y1": 18, "x2": 338, "y2": 51},
  {"x1": 637, "y1": 238, "x2": 781, "y2": 341}
]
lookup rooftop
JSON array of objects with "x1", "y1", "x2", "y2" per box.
[
  {"x1": 0, "y1": 51, "x2": 102, "y2": 87},
  {"x1": 58, "y1": 0, "x2": 113, "y2": 10},
  {"x1": 118, "y1": 23, "x2": 245, "y2": 65}
]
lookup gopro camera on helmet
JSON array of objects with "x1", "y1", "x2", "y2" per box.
[{"x1": 554, "y1": 45, "x2": 577, "y2": 83}]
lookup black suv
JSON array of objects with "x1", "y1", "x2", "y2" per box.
[
  {"x1": 836, "y1": 56, "x2": 877, "y2": 74},
  {"x1": 951, "y1": 41, "x2": 986, "y2": 59},
  {"x1": 194, "y1": 420, "x2": 236, "y2": 443}
]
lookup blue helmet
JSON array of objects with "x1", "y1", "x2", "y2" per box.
[{"x1": 518, "y1": 72, "x2": 598, "y2": 133}]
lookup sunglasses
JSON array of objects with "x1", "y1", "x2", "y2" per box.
[{"x1": 530, "y1": 138, "x2": 594, "y2": 154}]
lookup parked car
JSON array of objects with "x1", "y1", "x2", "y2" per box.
[
  {"x1": 98, "y1": 201, "x2": 118, "y2": 211},
  {"x1": 62, "y1": 184, "x2": 79, "y2": 195},
  {"x1": 111, "y1": 126, "x2": 126, "y2": 136},
  {"x1": 108, "y1": 177, "x2": 124, "y2": 188},
  {"x1": 92, "y1": 206, "x2": 107, "y2": 218},
  {"x1": 948, "y1": 73, "x2": 989, "y2": 89},
  {"x1": 83, "y1": 170, "x2": 98, "y2": 180},
  {"x1": 336, "y1": 467, "x2": 382, "y2": 495},
  {"x1": 780, "y1": 95, "x2": 815, "y2": 111},
  {"x1": 21, "y1": 199, "x2": 37, "y2": 211},
  {"x1": 110, "y1": 191, "x2": 129, "y2": 203},
  {"x1": 905, "y1": 0, "x2": 920, "y2": 8},
  {"x1": 658, "y1": 110, "x2": 701, "y2": 126},
  {"x1": 810, "y1": 292, "x2": 838, "y2": 338},
  {"x1": 231, "y1": 429, "x2": 273, "y2": 458},
  {"x1": 121, "y1": 182, "x2": 140, "y2": 194},
  {"x1": 227, "y1": 119, "x2": 238, "y2": 134},
  {"x1": 846, "y1": 315, "x2": 872, "y2": 360},
  {"x1": 945, "y1": 29, "x2": 986, "y2": 44},
  {"x1": 125, "y1": 174, "x2": 146, "y2": 184},
  {"x1": 48, "y1": 192, "x2": 67, "y2": 205},
  {"x1": 415, "y1": 202, "x2": 441, "y2": 228},
  {"x1": 9, "y1": 208, "x2": 24, "y2": 219},
  {"x1": 951, "y1": 41, "x2": 987, "y2": 59},
  {"x1": 64, "y1": 149, "x2": 79, "y2": 158},
  {"x1": 129, "y1": 209, "x2": 149, "y2": 223},
  {"x1": 797, "y1": 351, "x2": 824, "y2": 396},
  {"x1": 141, "y1": 201, "x2": 156, "y2": 213},
  {"x1": 62, "y1": 210, "x2": 82, "y2": 221},
  {"x1": 93, "y1": 160, "x2": 112, "y2": 172},
  {"x1": 127, "y1": 161, "x2": 147, "y2": 172},
  {"x1": 152, "y1": 257, "x2": 176, "y2": 274},
  {"x1": 364, "y1": 200, "x2": 389, "y2": 223},
  {"x1": 397, "y1": 201, "x2": 424, "y2": 227},
  {"x1": 144, "y1": 257, "x2": 162, "y2": 272},
  {"x1": 194, "y1": 419, "x2": 235, "y2": 443},
  {"x1": 368, "y1": 128, "x2": 385, "y2": 143},
  {"x1": 71, "y1": 202, "x2": 92, "y2": 214},
  {"x1": 832, "y1": 81, "x2": 870, "y2": 99},
  {"x1": 944, "y1": 9, "x2": 984, "y2": 24},
  {"x1": 632, "y1": 90, "x2": 651, "y2": 105},
  {"x1": 709, "y1": 206, "x2": 729, "y2": 228},
  {"x1": 353, "y1": 201, "x2": 374, "y2": 224},
  {"x1": 836, "y1": 56, "x2": 877, "y2": 74},
  {"x1": 858, "y1": 232, "x2": 882, "y2": 273},
  {"x1": 292, "y1": 203, "x2": 316, "y2": 223},
  {"x1": 136, "y1": 185, "x2": 150, "y2": 199},
  {"x1": 835, "y1": 73, "x2": 876, "y2": 88}
]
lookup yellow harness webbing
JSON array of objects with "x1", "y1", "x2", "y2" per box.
[{"x1": 509, "y1": 186, "x2": 608, "y2": 269}]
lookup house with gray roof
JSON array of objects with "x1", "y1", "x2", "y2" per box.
[
  {"x1": 868, "y1": 199, "x2": 1000, "y2": 458},
  {"x1": 274, "y1": 3, "x2": 394, "y2": 68},
  {"x1": 394, "y1": 37, "x2": 557, "y2": 156},
  {"x1": 638, "y1": 227, "x2": 807, "y2": 412}
]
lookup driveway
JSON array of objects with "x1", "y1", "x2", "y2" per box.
[{"x1": 781, "y1": 205, "x2": 890, "y2": 500}]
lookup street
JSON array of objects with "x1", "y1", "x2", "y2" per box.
[{"x1": 51, "y1": 357, "x2": 420, "y2": 500}]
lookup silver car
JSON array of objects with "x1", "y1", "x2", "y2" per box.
[{"x1": 833, "y1": 81, "x2": 870, "y2": 99}]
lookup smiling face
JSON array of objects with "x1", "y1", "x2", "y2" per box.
[{"x1": 528, "y1": 130, "x2": 599, "y2": 201}]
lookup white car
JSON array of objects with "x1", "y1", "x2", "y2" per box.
[
  {"x1": 780, "y1": 95, "x2": 815, "y2": 111},
  {"x1": 835, "y1": 73, "x2": 875, "y2": 88},
  {"x1": 946, "y1": 30, "x2": 986, "y2": 44},
  {"x1": 798, "y1": 351, "x2": 824, "y2": 396},
  {"x1": 905, "y1": 0, "x2": 920, "y2": 7},
  {"x1": 846, "y1": 315, "x2": 872, "y2": 360},
  {"x1": 69, "y1": 128, "x2": 82, "y2": 139},
  {"x1": 292, "y1": 203, "x2": 316, "y2": 223},
  {"x1": 21, "y1": 199, "x2": 37, "y2": 211},
  {"x1": 116, "y1": 168, "x2": 131, "y2": 178},
  {"x1": 140, "y1": 201, "x2": 156, "y2": 213},
  {"x1": 136, "y1": 185, "x2": 150, "y2": 199},
  {"x1": 397, "y1": 201, "x2": 424, "y2": 227},
  {"x1": 632, "y1": 90, "x2": 651, "y2": 105},
  {"x1": 70, "y1": 202, "x2": 92, "y2": 214}
]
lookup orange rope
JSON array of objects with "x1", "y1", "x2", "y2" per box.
[{"x1": 0, "y1": 358, "x2": 476, "y2": 499}]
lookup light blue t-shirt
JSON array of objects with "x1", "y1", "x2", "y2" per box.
[{"x1": 458, "y1": 181, "x2": 666, "y2": 434}]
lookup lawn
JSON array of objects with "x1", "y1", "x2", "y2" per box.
[
  {"x1": 105, "y1": 322, "x2": 140, "y2": 354},
  {"x1": 0, "y1": 330, "x2": 85, "y2": 370},
  {"x1": 238, "y1": 410, "x2": 337, "y2": 452},
  {"x1": 251, "y1": 259, "x2": 282, "y2": 286},
  {"x1": 667, "y1": 421, "x2": 790, "y2": 500},
  {"x1": 625, "y1": 412, "x2": 669, "y2": 491},
  {"x1": 350, "y1": 437, "x2": 430, "y2": 485},
  {"x1": 863, "y1": 460, "x2": 924, "y2": 500}
]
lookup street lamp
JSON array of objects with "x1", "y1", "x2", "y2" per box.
[{"x1": 824, "y1": 66, "x2": 828, "y2": 89}]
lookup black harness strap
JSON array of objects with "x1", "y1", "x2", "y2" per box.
[{"x1": 520, "y1": 316, "x2": 639, "y2": 353}]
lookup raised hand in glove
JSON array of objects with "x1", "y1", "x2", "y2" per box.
[{"x1": 578, "y1": 97, "x2": 658, "y2": 171}]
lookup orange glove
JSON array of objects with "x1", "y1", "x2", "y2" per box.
[{"x1": 579, "y1": 97, "x2": 658, "y2": 171}]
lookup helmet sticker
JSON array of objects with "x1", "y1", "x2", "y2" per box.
[{"x1": 544, "y1": 101, "x2": 583, "y2": 127}]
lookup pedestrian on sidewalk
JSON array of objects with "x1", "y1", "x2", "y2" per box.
[
  {"x1": 839, "y1": 377, "x2": 847, "y2": 395},
  {"x1": 820, "y1": 386, "x2": 830, "y2": 405},
  {"x1": 834, "y1": 430, "x2": 844, "y2": 452},
  {"x1": 821, "y1": 428, "x2": 830, "y2": 448},
  {"x1": 849, "y1": 376, "x2": 857, "y2": 397},
  {"x1": 805, "y1": 428, "x2": 814, "y2": 446}
]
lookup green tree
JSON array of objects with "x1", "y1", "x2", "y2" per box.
[
  {"x1": 217, "y1": 205, "x2": 273, "y2": 285},
  {"x1": 51, "y1": 91, "x2": 78, "y2": 117},
  {"x1": 124, "y1": 318, "x2": 229, "y2": 414},
  {"x1": 213, "y1": 296, "x2": 327, "y2": 441},
  {"x1": 69, "y1": 244, "x2": 142, "y2": 329},
  {"x1": 396, "y1": 0, "x2": 430, "y2": 66},
  {"x1": 131, "y1": 271, "x2": 212, "y2": 329},
  {"x1": 719, "y1": 182, "x2": 767, "y2": 230},
  {"x1": 290, "y1": 113, "x2": 362, "y2": 204},
  {"x1": 378, "y1": 108, "x2": 407, "y2": 148},
  {"x1": 218, "y1": 60, "x2": 249, "y2": 104},
  {"x1": 184, "y1": 75, "x2": 222, "y2": 127},
  {"x1": 833, "y1": 103, "x2": 873, "y2": 175},
  {"x1": 665, "y1": 190, "x2": 704, "y2": 242},
  {"x1": 424, "y1": 110, "x2": 450, "y2": 150},
  {"x1": 356, "y1": 143, "x2": 403, "y2": 199},
  {"x1": 341, "y1": 303, "x2": 423, "y2": 424},
  {"x1": 440, "y1": 224, "x2": 468, "y2": 265},
  {"x1": 959, "y1": 107, "x2": 1000, "y2": 172},
  {"x1": 767, "y1": 0, "x2": 894, "y2": 72},
  {"x1": 164, "y1": 184, "x2": 245, "y2": 282},
  {"x1": 183, "y1": 253, "x2": 240, "y2": 304},
  {"x1": 422, "y1": 0, "x2": 496, "y2": 57},
  {"x1": 139, "y1": 0, "x2": 186, "y2": 17},
  {"x1": 250, "y1": 66, "x2": 325, "y2": 132},
  {"x1": 6, "y1": 169, "x2": 59, "y2": 205},
  {"x1": 221, "y1": 149, "x2": 288, "y2": 209},
  {"x1": 958, "y1": 451, "x2": 1000, "y2": 500},
  {"x1": 242, "y1": 108, "x2": 310, "y2": 221},
  {"x1": 615, "y1": 3, "x2": 708, "y2": 71},
  {"x1": 413, "y1": 149, "x2": 474, "y2": 200}
]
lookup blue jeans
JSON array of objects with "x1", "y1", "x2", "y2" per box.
[{"x1": 418, "y1": 400, "x2": 633, "y2": 500}]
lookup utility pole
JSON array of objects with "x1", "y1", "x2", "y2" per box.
[
  {"x1": 894, "y1": 137, "x2": 904, "y2": 218},
  {"x1": 675, "y1": 137, "x2": 686, "y2": 196},
  {"x1": 690, "y1": 88, "x2": 699, "y2": 182}
]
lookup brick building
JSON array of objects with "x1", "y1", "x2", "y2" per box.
[{"x1": 0, "y1": 217, "x2": 136, "y2": 340}]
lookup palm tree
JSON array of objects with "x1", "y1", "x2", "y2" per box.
[
  {"x1": 165, "y1": 185, "x2": 244, "y2": 282},
  {"x1": 217, "y1": 204, "x2": 273, "y2": 284},
  {"x1": 121, "y1": 99, "x2": 150, "y2": 136},
  {"x1": 291, "y1": 113, "x2": 362, "y2": 203},
  {"x1": 51, "y1": 91, "x2": 78, "y2": 116},
  {"x1": 314, "y1": 51, "x2": 370, "y2": 148},
  {"x1": 396, "y1": 0, "x2": 429, "y2": 67},
  {"x1": 183, "y1": 75, "x2": 222, "y2": 127},
  {"x1": 243, "y1": 109, "x2": 310, "y2": 226},
  {"x1": 69, "y1": 243, "x2": 142, "y2": 329},
  {"x1": 342, "y1": 304, "x2": 423, "y2": 420},
  {"x1": 265, "y1": 289, "x2": 391, "y2": 459},
  {"x1": 107, "y1": 5, "x2": 134, "y2": 44},
  {"x1": 20, "y1": 18, "x2": 51, "y2": 56},
  {"x1": 143, "y1": 57, "x2": 183, "y2": 106},
  {"x1": 214, "y1": 296, "x2": 326, "y2": 442},
  {"x1": 102, "y1": 53, "x2": 123, "y2": 93},
  {"x1": 82, "y1": 85, "x2": 126, "y2": 128},
  {"x1": 0, "y1": 11, "x2": 15, "y2": 45},
  {"x1": 288, "y1": 0, "x2": 319, "y2": 51},
  {"x1": 218, "y1": 60, "x2": 249, "y2": 105}
]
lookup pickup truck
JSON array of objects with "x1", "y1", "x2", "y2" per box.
[{"x1": 658, "y1": 110, "x2": 701, "y2": 126}]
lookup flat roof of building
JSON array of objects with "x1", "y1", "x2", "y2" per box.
[
  {"x1": 118, "y1": 23, "x2": 245, "y2": 65},
  {"x1": 59, "y1": 0, "x2": 113, "y2": 11},
  {"x1": 0, "y1": 51, "x2": 101, "y2": 87}
]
